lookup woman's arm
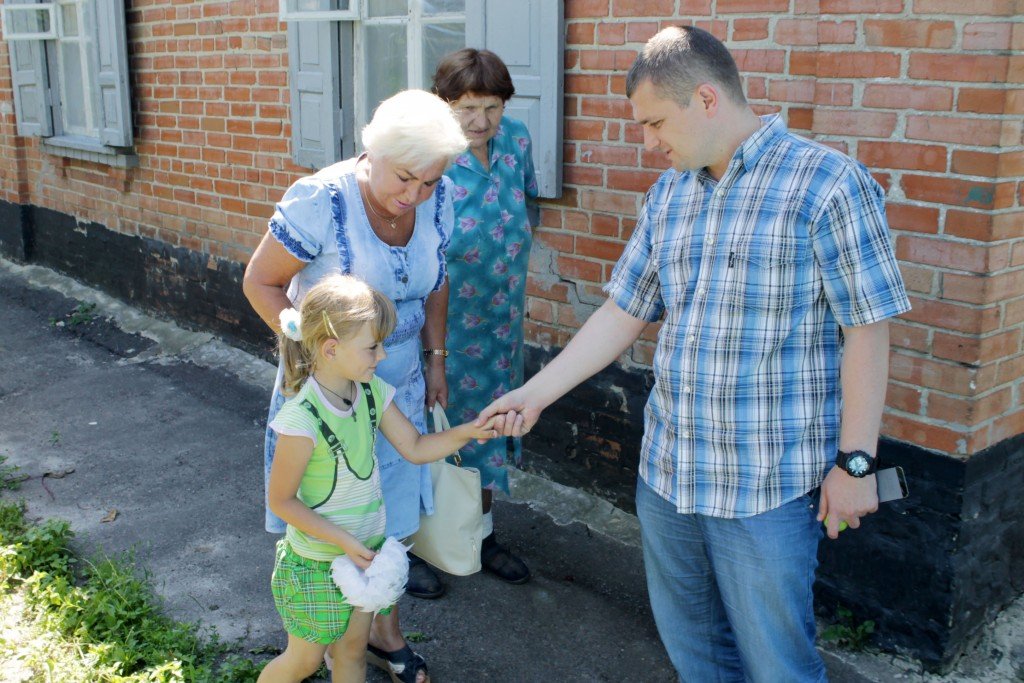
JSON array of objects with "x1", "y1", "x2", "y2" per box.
[
  {"x1": 267, "y1": 434, "x2": 376, "y2": 568},
  {"x1": 422, "y1": 278, "x2": 450, "y2": 409},
  {"x1": 242, "y1": 233, "x2": 307, "y2": 333},
  {"x1": 378, "y1": 402, "x2": 498, "y2": 465}
]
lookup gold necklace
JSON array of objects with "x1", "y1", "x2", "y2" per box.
[{"x1": 362, "y1": 181, "x2": 400, "y2": 230}]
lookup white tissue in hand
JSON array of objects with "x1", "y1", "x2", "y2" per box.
[{"x1": 330, "y1": 537, "x2": 410, "y2": 613}]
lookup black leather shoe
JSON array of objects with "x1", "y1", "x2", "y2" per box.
[
  {"x1": 406, "y1": 553, "x2": 446, "y2": 599},
  {"x1": 481, "y1": 533, "x2": 531, "y2": 584}
]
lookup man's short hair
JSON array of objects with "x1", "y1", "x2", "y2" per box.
[{"x1": 625, "y1": 26, "x2": 746, "y2": 106}]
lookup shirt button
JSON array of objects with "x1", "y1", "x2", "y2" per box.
[
  {"x1": 401, "y1": 275, "x2": 408, "y2": 283},
  {"x1": 717, "y1": 188, "x2": 726, "y2": 198},
  {"x1": 698, "y1": 287, "x2": 706, "y2": 296},
  {"x1": 682, "y1": 430, "x2": 691, "y2": 439},
  {"x1": 684, "y1": 386, "x2": 692, "y2": 394},
  {"x1": 706, "y1": 237, "x2": 715, "y2": 245},
  {"x1": 688, "y1": 335, "x2": 696, "y2": 343}
]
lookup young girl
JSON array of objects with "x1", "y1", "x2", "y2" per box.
[{"x1": 257, "y1": 274, "x2": 499, "y2": 683}]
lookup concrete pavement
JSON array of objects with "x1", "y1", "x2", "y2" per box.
[{"x1": 0, "y1": 257, "x2": 1019, "y2": 682}]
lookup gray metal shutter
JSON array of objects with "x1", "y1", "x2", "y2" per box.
[
  {"x1": 467, "y1": 0, "x2": 564, "y2": 198},
  {"x1": 93, "y1": 0, "x2": 132, "y2": 146},
  {"x1": 287, "y1": 7, "x2": 342, "y2": 169},
  {"x1": 7, "y1": 0, "x2": 52, "y2": 137}
]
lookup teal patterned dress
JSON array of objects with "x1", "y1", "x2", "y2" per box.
[{"x1": 444, "y1": 116, "x2": 538, "y2": 492}]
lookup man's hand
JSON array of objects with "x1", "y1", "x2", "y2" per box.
[
  {"x1": 476, "y1": 386, "x2": 541, "y2": 437},
  {"x1": 817, "y1": 466, "x2": 879, "y2": 539}
]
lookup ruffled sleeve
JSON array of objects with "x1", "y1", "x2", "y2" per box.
[
  {"x1": 431, "y1": 177, "x2": 454, "y2": 292},
  {"x1": 268, "y1": 176, "x2": 334, "y2": 263}
]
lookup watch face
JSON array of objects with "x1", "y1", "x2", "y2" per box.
[{"x1": 848, "y1": 454, "x2": 870, "y2": 476}]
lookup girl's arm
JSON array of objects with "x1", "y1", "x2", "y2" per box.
[
  {"x1": 267, "y1": 434, "x2": 376, "y2": 568},
  {"x1": 378, "y1": 403, "x2": 499, "y2": 465}
]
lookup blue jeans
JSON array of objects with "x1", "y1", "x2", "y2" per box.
[{"x1": 636, "y1": 479, "x2": 826, "y2": 683}]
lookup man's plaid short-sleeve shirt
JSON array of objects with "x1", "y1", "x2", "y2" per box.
[{"x1": 605, "y1": 115, "x2": 911, "y2": 518}]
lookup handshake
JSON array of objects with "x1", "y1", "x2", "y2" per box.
[{"x1": 469, "y1": 386, "x2": 536, "y2": 442}]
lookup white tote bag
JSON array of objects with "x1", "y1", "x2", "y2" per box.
[{"x1": 407, "y1": 405, "x2": 483, "y2": 576}]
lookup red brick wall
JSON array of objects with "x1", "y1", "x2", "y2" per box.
[
  {"x1": 0, "y1": 0, "x2": 1020, "y2": 459},
  {"x1": 0, "y1": 0, "x2": 297, "y2": 265},
  {"x1": 538, "y1": 0, "x2": 1024, "y2": 458}
]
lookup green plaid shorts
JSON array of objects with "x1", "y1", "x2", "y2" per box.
[{"x1": 272, "y1": 539, "x2": 397, "y2": 644}]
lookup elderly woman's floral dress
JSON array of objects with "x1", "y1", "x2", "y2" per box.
[{"x1": 444, "y1": 116, "x2": 538, "y2": 492}]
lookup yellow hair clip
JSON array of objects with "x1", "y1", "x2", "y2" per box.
[{"x1": 321, "y1": 310, "x2": 340, "y2": 339}]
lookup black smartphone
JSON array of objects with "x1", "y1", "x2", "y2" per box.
[{"x1": 877, "y1": 466, "x2": 909, "y2": 503}]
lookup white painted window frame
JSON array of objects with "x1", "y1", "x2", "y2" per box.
[
  {"x1": 278, "y1": 0, "x2": 360, "y2": 22},
  {"x1": 0, "y1": 4, "x2": 57, "y2": 41}
]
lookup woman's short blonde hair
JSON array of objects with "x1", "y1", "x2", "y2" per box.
[{"x1": 361, "y1": 89, "x2": 467, "y2": 173}]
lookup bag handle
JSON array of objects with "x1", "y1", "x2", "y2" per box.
[{"x1": 430, "y1": 404, "x2": 462, "y2": 467}]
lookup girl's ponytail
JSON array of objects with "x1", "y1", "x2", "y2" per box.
[{"x1": 279, "y1": 334, "x2": 313, "y2": 396}]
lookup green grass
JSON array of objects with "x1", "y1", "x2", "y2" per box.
[
  {"x1": 0, "y1": 498, "x2": 265, "y2": 682},
  {"x1": 0, "y1": 454, "x2": 27, "y2": 490}
]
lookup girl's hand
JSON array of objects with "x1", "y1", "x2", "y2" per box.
[
  {"x1": 464, "y1": 415, "x2": 502, "y2": 442},
  {"x1": 342, "y1": 542, "x2": 377, "y2": 570}
]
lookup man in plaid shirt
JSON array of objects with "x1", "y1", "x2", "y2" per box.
[{"x1": 481, "y1": 25, "x2": 910, "y2": 681}]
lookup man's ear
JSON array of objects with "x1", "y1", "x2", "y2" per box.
[{"x1": 695, "y1": 83, "x2": 719, "y2": 116}]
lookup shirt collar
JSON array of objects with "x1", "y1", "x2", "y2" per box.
[
  {"x1": 695, "y1": 114, "x2": 786, "y2": 186},
  {"x1": 739, "y1": 113, "x2": 786, "y2": 171}
]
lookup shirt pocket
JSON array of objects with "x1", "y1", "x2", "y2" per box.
[
  {"x1": 654, "y1": 231, "x2": 699, "y2": 310},
  {"x1": 727, "y1": 236, "x2": 816, "y2": 316}
]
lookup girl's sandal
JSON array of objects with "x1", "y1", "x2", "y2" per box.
[{"x1": 366, "y1": 643, "x2": 430, "y2": 683}]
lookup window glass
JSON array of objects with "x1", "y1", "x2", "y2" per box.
[
  {"x1": 356, "y1": 0, "x2": 466, "y2": 136},
  {"x1": 421, "y1": 22, "x2": 464, "y2": 86},
  {"x1": 288, "y1": 0, "x2": 355, "y2": 12},
  {"x1": 55, "y1": 0, "x2": 96, "y2": 137},
  {"x1": 361, "y1": 23, "x2": 408, "y2": 125},
  {"x1": 366, "y1": 0, "x2": 407, "y2": 18},
  {"x1": 422, "y1": 0, "x2": 464, "y2": 14},
  {"x1": 8, "y1": 8, "x2": 52, "y2": 33}
]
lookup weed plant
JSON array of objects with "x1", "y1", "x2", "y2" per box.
[
  {"x1": 820, "y1": 605, "x2": 876, "y2": 651},
  {"x1": 0, "y1": 499, "x2": 262, "y2": 682}
]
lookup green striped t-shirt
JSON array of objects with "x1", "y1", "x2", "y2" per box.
[{"x1": 270, "y1": 375, "x2": 394, "y2": 561}]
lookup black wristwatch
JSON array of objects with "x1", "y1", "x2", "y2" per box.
[{"x1": 835, "y1": 449, "x2": 878, "y2": 478}]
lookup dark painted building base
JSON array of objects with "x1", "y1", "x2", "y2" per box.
[
  {"x1": 0, "y1": 200, "x2": 273, "y2": 359},
  {"x1": 2, "y1": 200, "x2": 1022, "y2": 671}
]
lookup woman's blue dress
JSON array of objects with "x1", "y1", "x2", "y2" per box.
[{"x1": 263, "y1": 156, "x2": 453, "y2": 538}]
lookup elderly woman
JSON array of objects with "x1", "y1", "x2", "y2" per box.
[
  {"x1": 428, "y1": 49, "x2": 538, "y2": 588},
  {"x1": 243, "y1": 89, "x2": 466, "y2": 683}
]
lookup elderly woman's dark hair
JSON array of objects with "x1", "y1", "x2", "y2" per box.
[{"x1": 432, "y1": 48, "x2": 516, "y2": 103}]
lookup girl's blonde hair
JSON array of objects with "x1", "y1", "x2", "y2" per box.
[{"x1": 279, "y1": 275, "x2": 397, "y2": 396}]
